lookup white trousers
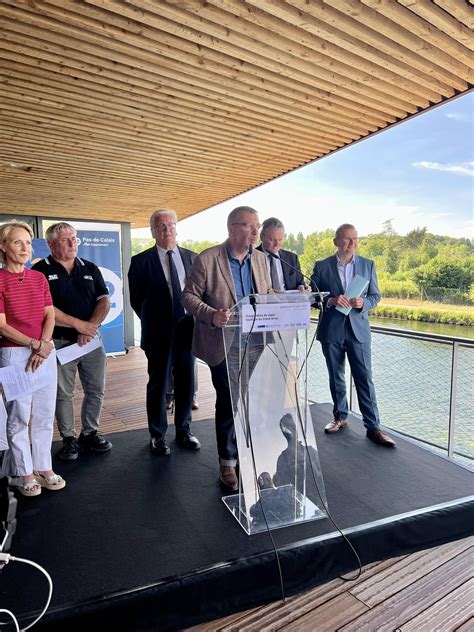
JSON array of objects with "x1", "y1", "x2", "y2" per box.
[{"x1": 0, "y1": 347, "x2": 57, "y2": 476}]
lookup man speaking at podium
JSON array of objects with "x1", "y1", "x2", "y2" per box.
[
  {"x1": 311, "y1": 223, "x2": 395, "y2": 448},
  {"x1": 182, "y1": 206, "x2": 271, "y2": 491}
]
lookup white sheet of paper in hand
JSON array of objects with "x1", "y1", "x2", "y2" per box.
[
  {"x1": 0, "y1": 396, "x2": 8, "y2": 450},
  {"x1": 335, "y1": 274, "x2": 369, "y2": 316},
  {"x1": 0, "y1": 351, "x2": 57, "y2": 402},
  {"x1": 56, "y1": 335, "x2": 102, "y2": 365}
]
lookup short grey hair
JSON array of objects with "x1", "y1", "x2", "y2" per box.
[
  {"x1": 227, "y1": 206, "x2": 258, "y2": 228},
  {"x1": 0, "y1": 220, "x2": 34, "y2": 264},
  {"x1": 46, "y1": 222, "x2": 76, "y2": 242},
  {"x1": 335, "y1": 223, "x2": 356, "y2": 239},
  {"x1": 150, "y1": 208, "x2": 177, "y2": 229},
  {"x1": 260, "y1": 217, "x2": 285, "y2": 237}
]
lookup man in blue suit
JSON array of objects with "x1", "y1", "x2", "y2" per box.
[
  {"x1": 311, "y1": 224, "x2": 395, "y2": 447},
  {"x1": 257, "y1": 217, "x2": 307, "y2": 291}
]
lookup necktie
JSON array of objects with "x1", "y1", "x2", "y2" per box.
[
  {"x1": 167, "y1": 250, "x2": 185, "y2": 321},
  {"x1": 269, "y1": 255, "x2": 281, "y2": 290}
]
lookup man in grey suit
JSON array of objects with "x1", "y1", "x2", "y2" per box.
[
  {"x1": 311, "y1": 224, "x2": 395, "y2": 447},
  {"x1": 182, "y1": 206, "x2": 272, "y2": 490},
  {"x1": 257, "y1": 217, "x2": 307, "y2": 291}
]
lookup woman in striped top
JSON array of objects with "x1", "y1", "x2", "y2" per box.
[{"x1": 0, "y1": 220, "x2": 65, "y2": 496}]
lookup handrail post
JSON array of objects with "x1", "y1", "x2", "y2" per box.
[{"x1": 447, "y1": 341, "x2": 459, "y2": 459}]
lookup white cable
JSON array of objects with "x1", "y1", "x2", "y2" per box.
[
  {"x1": 0, "y1": 609, "x2": 20, "y2": 632},
  {"x1": 0, "y1": 553, "x2": 53, "y2": 631}
]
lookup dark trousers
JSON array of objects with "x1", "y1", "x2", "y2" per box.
[
  {"x1": 145, "y1": 317, "x2": 194, "y2": 438},
  {"x1": 321, "y1": 320, "x2": 380, "y2": 431},
  {"x1": 210, "y1": 359, "x2": 238, "y2": 464},
  {"x1": 209, "y1": 342, "x2": 265, "y2": 465}
]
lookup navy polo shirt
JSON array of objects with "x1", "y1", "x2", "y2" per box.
[{"x1": 32, "y1": 255, "x2": 109, "y2": 342}]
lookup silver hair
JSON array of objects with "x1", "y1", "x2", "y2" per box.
[
  {"x1": 335, "y1": 223, "x2": 356, "y2": 239},
  {"x1": 0, "y1": 220, "x2": 34, "y2": 264},
  {"x1": 45, "y1": 222, "x2": 76, "y2": 242},
  {"x1": 227, "y1": 206, "x2": 258, "y2": 228},
  {"x1": 260, "y1": 217, "x2": 285, "y2": 237},
  {"x1": 150, "y1": 208, "x2": 178, "y2": 229}
]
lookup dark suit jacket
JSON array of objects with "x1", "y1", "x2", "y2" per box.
[
  {"x1": 256, "y1": 246, "x2": 304, "y2": 290},
  {"x1": 311, "y1": 254, "x2": 381, "y2": 344},
  {"x1": 128, "y1": 246, "x2": 196, "y2": 352}
]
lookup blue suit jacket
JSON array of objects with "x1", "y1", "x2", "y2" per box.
[{"x1": 311, "y1": 254, "x2": 380, "y2": 343}]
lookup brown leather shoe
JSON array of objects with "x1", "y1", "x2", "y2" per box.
[
  {"x1": 366, "y1": 428, "x2": 396, "y2": 447},
  {"x1": 324, "y1": 419, "x2": 348, "y2": 434},
  {"x1": 219, "y1": 465, "x2": 238, "y2": 492},
  {"x1": 191, "y1": 399, "x2": 199, "y2": 410}
]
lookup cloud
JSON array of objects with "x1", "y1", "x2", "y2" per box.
[
  {"x1": 412, "y1": 161, "x2": 474, "y2": 177},
  {"x1": 446, "y1": 112, "x2": 470, "y2": 122}
]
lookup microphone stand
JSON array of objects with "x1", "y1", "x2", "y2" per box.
[{"x1": 267, "y1": 251, "x2": 327, "y2": 311}]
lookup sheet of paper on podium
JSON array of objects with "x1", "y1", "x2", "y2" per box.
[{"x1": 335, "y1": 274, "x2": 369, "y2": 316}]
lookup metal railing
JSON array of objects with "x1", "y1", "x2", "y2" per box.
[{"x1": 308, "y1": 321, "x2": 473, "y2": 464}]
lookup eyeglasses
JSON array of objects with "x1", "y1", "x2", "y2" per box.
[
  {"x1": 231, "y1": 222, "x2": 261, "y2": 232},
  {"x1": 154, "y1": 222, "x2": 176, "y2": 232}
]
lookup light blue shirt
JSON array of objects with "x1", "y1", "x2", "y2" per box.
[
  {"x1": 336, "y1": 254, "x2": 355, "y2": 292},
  {"x1": 227, "y1": 245, "x2": 252, "y2": 303}
]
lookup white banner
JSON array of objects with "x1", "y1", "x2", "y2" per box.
[{"x1": 241, "y1": 302, "x2": 310, "y2": 333}]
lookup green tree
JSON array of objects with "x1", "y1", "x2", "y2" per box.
[
  {"x1": 413, "y1": 257, "x2": 473, "y2": 290},
  {"x1": 299, "y1": 230, "x2": 334, "y2": 276},
  {"x1": 131, "y1": 237, "x2": 154, "y2": 255},
  {"x1": 179, "y1": 239, "x2": 219, "y2": 253}
]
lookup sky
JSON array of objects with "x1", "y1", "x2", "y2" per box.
[{"x1": 137, "y1": 91, "x2": 473, "y2": 242}]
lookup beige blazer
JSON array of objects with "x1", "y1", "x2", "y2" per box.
[{"x1": 182, "y1": 241, "x2": 271, "y2": 367}]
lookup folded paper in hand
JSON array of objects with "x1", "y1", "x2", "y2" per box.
[{"x1": 336, "y1": 274, "x2": 369, "y2": 316}]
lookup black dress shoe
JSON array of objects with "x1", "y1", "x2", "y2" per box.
[
  {"x1": 366, "y1": 428, "x2": 396, "y2": 448},
  {"x1": 150, "y1": 437, "x2": 170, "y2": 455},
  {"x1": 176, "y1": 432, "x2": 201, "y2": 450}
]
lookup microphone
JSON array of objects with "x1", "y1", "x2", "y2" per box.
[
  {"x1": 247, "y1": 244, "x2": 257, "y2": 309},
  {"x1": 267, "y1": 251, "x2": 325, "y2": 300}
]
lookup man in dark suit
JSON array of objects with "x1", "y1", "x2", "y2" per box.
[
  {"x1": 257, "y1": 217, "x2": 307, "y2": 291},
  {"x1": 311, "y1": 223, "x2": 395, "y2": 448},
  {"x1": 128, "y1": 209, "x2": 200, "y2": 455}
]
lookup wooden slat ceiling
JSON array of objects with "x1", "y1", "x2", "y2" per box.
[{"x1": 0, "y1": 0, "x2": 472, "y2": 227}]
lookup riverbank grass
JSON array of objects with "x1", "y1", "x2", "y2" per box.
[{"x1": 373, "y1": 298, "x2": 473, "y2": 326}]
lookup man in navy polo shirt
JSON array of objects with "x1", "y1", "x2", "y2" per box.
[{"x1": 33, "y1": 222, "x2": 113, "y2": 461}]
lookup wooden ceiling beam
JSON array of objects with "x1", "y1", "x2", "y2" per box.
[
  {"x1": 397, "y1": 0, "x2": 473, "y2": 50},
  {"x1": 1, "y1": 2, "x2": 413, "y2": 119},
  {"x1": 433, "y1": 0, "x2": 474, "y2": 29},
  {"x1": 359, "y1": 0, "x2": 472, "y2": 70}
]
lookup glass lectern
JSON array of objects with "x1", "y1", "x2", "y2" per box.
[{"x1": 222, "y1": 292, "x2": 327, "y2": 535}]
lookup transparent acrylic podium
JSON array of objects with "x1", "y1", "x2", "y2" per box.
[{"x1": 222, "y1": 292, "x2": 327, "y2": 535}]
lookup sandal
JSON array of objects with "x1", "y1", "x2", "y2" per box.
[
  {"x1": 10, "y1": 477, "x2": 42, "y2": 497},
  {"x1": 34, "y1": 471, "x2": 66, "y2": 491}
]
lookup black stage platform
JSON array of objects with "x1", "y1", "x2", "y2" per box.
[{"x1": 2, "y1": 404, "x2": 473, "y2": 631}]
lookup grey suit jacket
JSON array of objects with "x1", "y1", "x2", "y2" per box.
[{"x1": 182, "y1": 241, "x2": 271, "y2": 367}]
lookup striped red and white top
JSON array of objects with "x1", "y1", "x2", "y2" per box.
[{"x1": 0, "y1": 268, "x2": 53, "y2": 347}]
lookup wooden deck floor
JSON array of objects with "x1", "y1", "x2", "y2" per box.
[{"x1": 61, "y1": 348, "x2": 473, "y2": 631}]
